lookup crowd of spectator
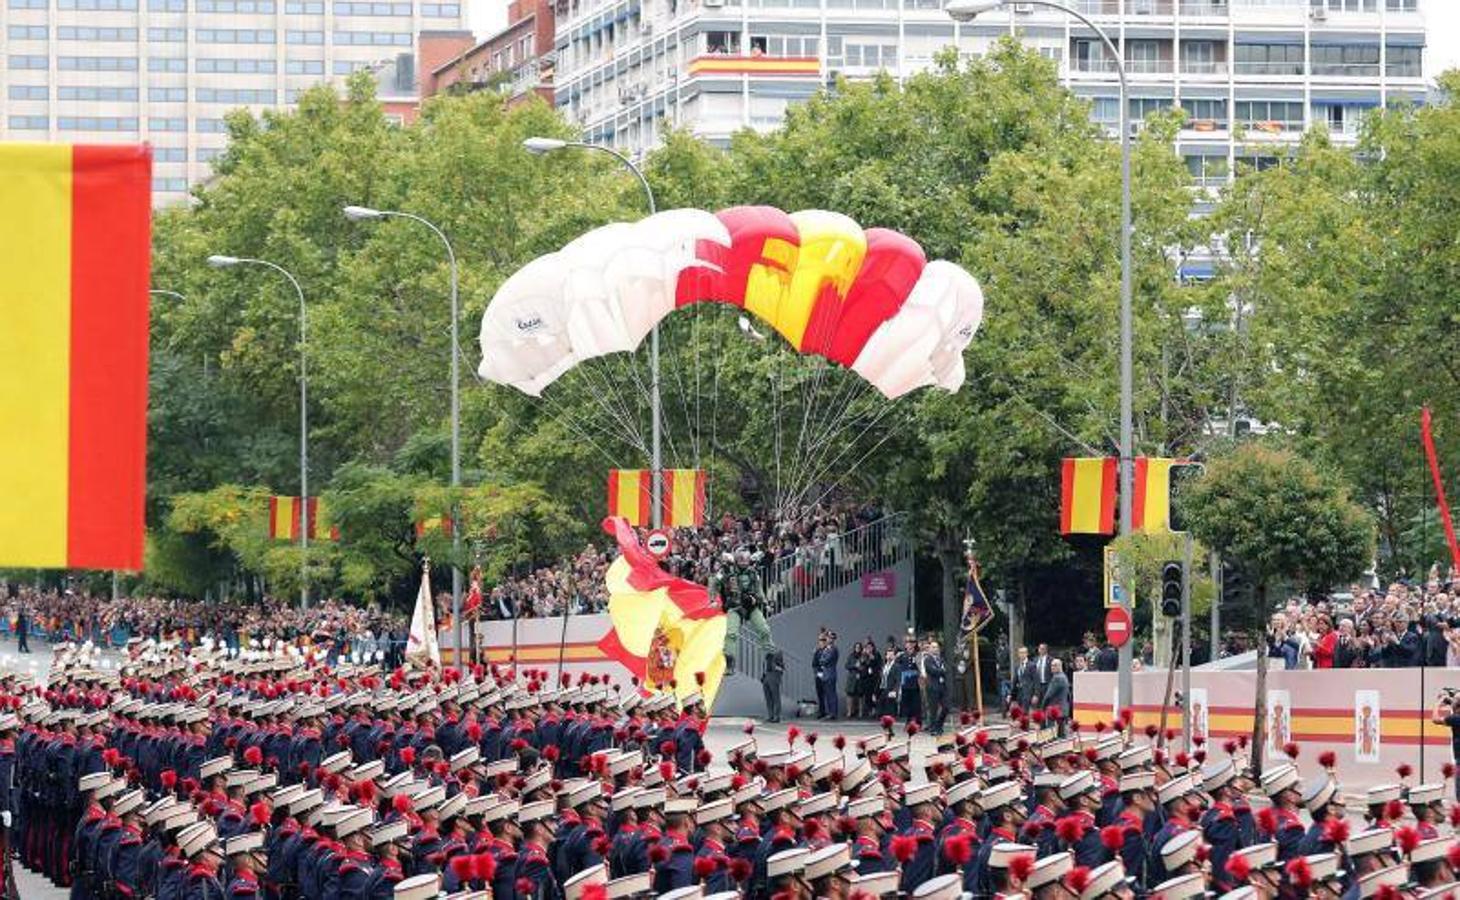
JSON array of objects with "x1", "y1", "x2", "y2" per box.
[
  {"x1": 1264, "y1": 578, "x2": 1460, "y2": 669},
  {"x1": 483, "y1": 500, "x2": 890, "y2": 620}
]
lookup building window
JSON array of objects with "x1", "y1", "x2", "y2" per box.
[
  {"x1": 153, "y1": 147, "x2": 187, "y2": 162},
  {"x1": 1319, "y1": 0, "x2": 1377, "y2": 10},
  {"x1": 152, "y1": 178, "x2": 188, "y2": 192},
  {"x1": 61, "y1": 86, "x2": 141, "y2": 100},
  {"x1": 57, "y1": 0, "x2": 139, "y2": 8},
  {"x1": 1181, "y1": 40, "x2": 1219, "y2": 74},
  {"x1": 287, "y1": 30, "x2": 324, "y2": 43},
  {"x1": 704, "y1": 30, "x2": 741, "y2": 54},
  {"x1": 149, "y1": 117, "x2": 187, "y2": 131},
  {"x1": 421, "y1": 3, "x2": 459, "y2": 14},
  {"x1": 148, "y1": 87, "x2": 187, "y2": 101},
  {"x1": 58, "y1": 117, "x2": 140, "y2": 131},
  {"x1": 149, "y1": 28, "x2": 188, "y2": 41},
  {"x1": 196, "y1": 148, "x2": 223, "y2": 162},
  {"x1": 1385, "y1": 0, "x2": 1416, "y2": 9},
  {"x1": 1310, "y1": 43, "x2": 1380, "y2": 77},
  {"x1": 844, "y1": 40, "x2": 897, "y2": 68},
  {"x1": 196, "y1": 118, "x2": 228, "y2": 133},
  {"x1": 148, "y1": 0, "x2": 187, "y2": 9},
  {"x1": 8, "y1": 55, "x2": 49, "y2": 69},
  {"x1": 287, "y1": 59, "x2": 326, "y2": 74},
  {"x1": 197, "y1": 58, "x2": 277, "y2": 73},
  {"x1": 747, "y1": 34, "x2": 819, "y2": 57},
  {"x1": 1180, "y1": 98, "x2": 1227, "y2": 128},
  {"x1": 7, "y1": 0, "x2": 47, "y2": 8},
  {"x1": 8, "y1": 25, "x2": 48, "y2": 40},
  {"x1": 1235, "y1": 100, "x2": 1305, "y2": 131},
  {"x1": 198, "y1": 0, "x2": 276, "y2": 9},
  {"x1": 58, "y1": 56, "x2": 140, "y2": 71},
  {"x1": 286, "y1": 0, "x2": 325, "y2": 10},
  {"x1": 196, "y1": 29, "x2": 276, "y2": 44},
  {"x1": 1386, "y1": 44, "x2": 1421, "y2": 77},
  {"x1": 332, "y1": 30, "x2": 412, "y2": 46},
  {"x1": 1234, "y1": 43, "x2": 1304, "y2": 76},
  {"x1": 197, "y1": 87, "x2": 277, "y2": 103},
  {"x1": 150, "y1": 57, "x2": 188, "y2": 72},
  {"x1": 333, "y1": 1, "x2": 412, "y2": 13},
  {"x1": 58, "y1": 26, "x2": 141, "y2": 41},
  {"x1": 8, "y1": 115, "x2": 49, "y2": 129},
  {"x1": 8, "y1": 85, "x2": 49, "y2": 100}
]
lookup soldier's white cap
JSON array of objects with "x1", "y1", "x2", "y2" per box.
[
  {"x1": 1151, "y1": 873, "x2": 1205, "y2": 900},
  {"x1": 1407, "y1": 783, "x2": 1445, "y2": 806},
  {"x1": 910, "y1": 873, "x2": 963, "y2": 900},
  {"x1": 371, "y1": 820, "x2": 409, "y2": 847},
  {"x1": 1201, "y1": 759, "x2": 1236, "y2": 792},
  {"x1": 848, "y1": 870, "x2": 899, "y2": 897},
  {"x1": 1302, "y1": 777, "x2": 1337, "y2": 812},
  {"x1": 760, "y1": 788, "x2": 799, "y2": 813},
  {"x1": 413, "y1": 784, "x2": 446, "y2": 812},
  {"x1": 610, "y1": 788, "x2": 641, "y2": 812},
  {"x1": 224, "y1": 832, "x2": 265, "y2": 856},
  {"x1": 519, "y1": 799, "x2": 554, "y2": 824},
  {"x1": 980, "y1": 780, "x2": 1022, "y2": 811},
  {"x1": 79, "y1": 772, "x2": 111, "y2": 792},
  {"x1": 840, "y1": 757, "x2": 872, "y2": 791},
  {"x1": 1357, "y1": 864, "x2": 1410, "y2": 898},
  {"x1": 1078, "y1": 859, "x2": 1129, "y2": 900},
  {"x1": 95, "y1": 778, "x2": 124, "y2": 801},
  {"x1": 698, "y1": 798, "x2": 733, "y2": 825},
  {"x1": 1231, "y1": 842, "x2": 1279, "y2": 871},
  {"x1": 160, "y1": 808, "x2": 199, "y2": 834},
  {"x1": 1058, "y1": 771, "x2": 1098, "y2": 801},
  {"x1": 393, "y1": 873, "x2": 442, "y2": 900},
  {"x1": 1160, "y1": 830, "x2": 1201, "y2": 870},
  {"x1": 1039, "y1": 737, "x2": 1075, "y2": 760},
  {"x1": 1117, "y1": 744, "x2": 1152, "y2": 771},
  {"x1": 563, "y1": 864, "x2": 608, "y2": 900},
  {"x1": 664, "y1": 797, "x2": 697, "y2": 816},
  {"x1": 1304, "y1": 852, "x2": 1344, "y2": 883},
  {"x1": 767, "y1": 847, "x2": 809, "y2": 879},
  {"x1": 1156, "y1": 773, "x2": 1196, "y2": 806},
  {"x1": 437, "y1": 793, "x2": 468, "y2": 822},
  {"x1": 290, "y1": 788, "x2": 324, "y2": 815},
  {"x1": 1119, "y1": 770, "x2": 1155, "y2": 794},
  {"x1": 567, "y1": 781, "x2": 603, "y2": 809},
  {"x1": 1025, "y1": 851, "x2": 1073, "y2": 888},
  {"x1": 1218, "y1": 889, "x2": 1257, "y2": 900},
  {"x1": 482, "y1": 800, "x2": 519, "y2": 824},
  {"x1": 902, "y1": 782, "x2": 940, "y2": 807},
  {"x1": 846, "y1": 796, "x2": 883, "y2": 820},
  {"x1": 804, "y1": 843, "x2": 855, "y2": 882},
  {"x1": 604, "y1": 871, "x2": 652, "y2": 899},
  {"x1": 946, "y1": 779, "x2": 981, "y2": 807},
  {"x1": 988, "y1": 842, "x2": 1037, "y2": 870},
  {"x1": 177, "y1": 820, "x2": 220, "y2": 859},
  {"x1": 1415, "y1": 884, "x2": 1460, "y2": 900},
  {"x1": 200, "y1": 756, "x2": 233, "y2": 779},
  {"x1": 633, "y1": 788, "x2": 666, "y2": 810},
  {"x1": 319, "y1": 751, "x2": 351, "y2": 774},
  {"x1": 1410, "y1": 837, "x2": 1450, "y2": 865},
  {"x1": 1364, "y1": 783, "x2": 1403, "y2": 806},
  {"x1": 1345, "y1": 828, "x2": 1395, "y2": 858}
]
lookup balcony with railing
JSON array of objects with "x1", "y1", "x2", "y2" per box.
[
  {"x1": 1126, "y1": 58, "x2": 1175, "y2": 75},
  {"x1": 1180, "y1": 60, "x2": 1228, "y2": 76},
  {"x1": 1179, "y1": 0, "x2": 1229, "y2": 15},
  {"x1": 761, "y1": 513, "x2": 910, "y2": 616}
]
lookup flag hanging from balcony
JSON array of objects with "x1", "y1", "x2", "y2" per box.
[
  {"x1": 1132, "y1": 457, "x2": 1176, "y2": 534},
  {"x1": 1059, "y1": 457, "x2": 1117, "y2": 536},
  {"x1": 607, "y1": 468, "x2": 706, "y2": 527},
  {"x1": 0, "y1": 144, "x2": 151, "y2": 571}
]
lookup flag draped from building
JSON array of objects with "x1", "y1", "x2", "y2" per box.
[
  {"x1": 406, "y1": 563, "x2": 441, "y2": 670},
  {"x1": 1059, "y1": 457, "x2": 1117, "y2": 535},
  {"x1": 596, "y1": 516, "x2": 727, "y2": 708},
  {"x1": 1132, "y1": 457, "x2": 1176, "y2": 534},
  {"x1": 607, "y1": 468, "x2": 706, "y2": 527},
  {"x1": 0, "y1": 144, "x2": 150, "y2": 570}
]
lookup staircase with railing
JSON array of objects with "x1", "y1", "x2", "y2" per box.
[{"x1": 758, "y1": 512, "x2": 910, "y2": 617}]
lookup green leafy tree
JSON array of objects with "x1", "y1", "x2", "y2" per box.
[{"x1": 1181, "y1": 444, "x2": 1374, "y2": 770}]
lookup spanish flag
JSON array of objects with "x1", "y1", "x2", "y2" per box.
[
  {"x1": 268, "y1": 496, "x2": 314, "y2": 541},
  {"x1": 607, "y1": 468, "x2": 706, "y2": 527},
  {"x1": 1132, "y1": 457, "x2": 1176, "y2": 534},
  {"x1": 0, "y1": 144, "x2": 150, "y2": 570},
  {"x1": 415, "y1": 515, "x2": 454, "y2": 538},
  {"x1": 1060, "y1": 457, "x2": 1117, "y2": 535}
]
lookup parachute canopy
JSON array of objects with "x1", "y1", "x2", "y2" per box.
[{"x1": 478, "y1": 206, "x2": 985, "y2": 400}]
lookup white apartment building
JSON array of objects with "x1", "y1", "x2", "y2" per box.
[
  {"x1": 550, "y1": 0, "x2": 1427, "y2": 190},
  {"x1": 1, "y1": 0, "x2": 467, "y2": 202}
]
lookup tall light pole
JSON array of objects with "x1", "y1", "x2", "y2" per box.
[
  {"x1": 947, "y1": 0, "x2": 1136, "y2": 708},
  {"x1": 208, "y1": 254, "x2": 311, "y2": 608},
  {"x1": 343, "y1": 204, "x2": 465, "y2": 662},
  {"x1": 522, "y1": 137, "x2": 664, "y2": 527}
]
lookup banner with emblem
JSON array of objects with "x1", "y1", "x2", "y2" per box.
[
  {"x1": 406, "y1": 562, "x2": 441, "y2": 670},
  {"x1": 1354, "y1": 689, "x2": 1381, "y2": 763}
]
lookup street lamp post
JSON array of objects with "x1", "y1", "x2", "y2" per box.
[
  {"x1": 208, "y1": 255, "x2": 311, "y2": 608},
  {"x1": 343, "y1": 205, "x2": 466, "y2": 663},
  {"x1": 947, "y1": 0, "x2": 1136, "y2": 709},
  {"x1": 521, "y1": 137, "x2": 664, "y2": 528}
]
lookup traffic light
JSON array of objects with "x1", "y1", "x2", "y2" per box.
[{"x1": 1161, "y1": 561, "x2": 1183, "y2": 618}]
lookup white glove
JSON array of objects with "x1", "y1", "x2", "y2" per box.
[{"x1": 2, "y1": 811, "x2": 12, "y2": 828}]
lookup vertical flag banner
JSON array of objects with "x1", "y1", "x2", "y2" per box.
[
  {"x1": 607, "y1": 469, "x2": 653, "y2": 527},
  {"x1": 267, "y1": 496, "x2": 326, "y2": 540},
  {"x1": 406, "y1": 563, "x2": 441, "y2": 670},
  {"x1": 0, "y1": 144, "x2": 150, "y2": 570},
  {"x1": 1132, "y1": 457, "x2": 1176, "y2": 534},
  {"x1": 1059, "y1": 457, "x2": 1117, "y2": 535},
  {"x1": 661, "y1": 468, "x2": 707, "y2": 527}
]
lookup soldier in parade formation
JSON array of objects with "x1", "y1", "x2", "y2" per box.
[{"x1": 3, "y1": 638, "x2": 1459, "y2": 899}]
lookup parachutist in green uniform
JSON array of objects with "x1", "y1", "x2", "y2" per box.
[{"x1": 714, "y1": 548, "x2": 775, "y2": 673}]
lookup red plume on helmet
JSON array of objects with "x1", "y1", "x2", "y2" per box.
[
  {"x1": 1225, "y1": 854, "x2": 1251, "y2": 882},
  {"x1": 1064, "y1": 867, "x2": 1092, "y2": 894},
  {"x1": 250, "y1": 802, "x2": 271, "y2": 826},
  {"x1": 1256, "y1": 807, "x2": 1278, "y2": 837},
  {"x1": 693, "y1": 856, "x2": 717, "y2": 879},
  {"x1": 1009, "y1": 854, "x2": 1035, "y2": 883},
  {"x1": 1055, "y1": 816, "x2": 1086, "y2": 846},
  {"x1": 729, "y1": 858, "x2": 752, "y2": 883},
  {"x1": 1100, "y1": 825, "x2": 1125, "y2": 852},
  {"x1": 942, "y1": 834, "x2": 973, "y2": 866},
  {"x1": 890, "y1": 835, "x2": 917, "y2": 863},
  {"x1": 244, "y1": 745, "x2": 263, "y2": 766},
  {"x1": 1322, "y1": 818, "x2": 1350, "y2": 845},
  {"x1": 393, "y1": 794, "x2": 413, "y2": 814},
  {"x1": 1285, "y1": 856, "x2": 1313, "y2": 888}
]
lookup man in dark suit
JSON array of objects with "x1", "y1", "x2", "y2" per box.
[
  {"x1": 1014, "y1": 646, "x2": 1037, "y2": 711},
  {"x1": 813, "y1": 631, "x2": 840, "y2": 720},
  {"x1": 1043, "y1": 658, "x2": 1071, "y2": 734},
  {"x1": 15, "y1": 608, "x2": 29, "y2": 654},
  {"x1": 1033, "y1": 643, "x2": 1053, "y2": 707}
]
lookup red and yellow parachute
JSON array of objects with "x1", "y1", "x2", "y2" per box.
[{"x1": 478, "y1": 206, "x2": 985, "y2": 399}]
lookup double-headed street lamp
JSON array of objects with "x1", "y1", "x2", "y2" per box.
[
  {"x1": 521, "y1": 137, "x2": 666, "y2": 528},
  {"x1": 343, "y1": 204, "x2": 466, "y2": 662},
  {"x1": 208, "y1": 254, "x2": 311, "y2": 608},
  {"x1": 947, "y1": 0, "x2": 1137, "y2": 708}
]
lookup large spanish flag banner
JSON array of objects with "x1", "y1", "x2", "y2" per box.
[
  {"x1": 1059, "y1": 457, "x2": 1117, "y2": 535},
  {"x1": 1132, "y1": 457, "x2": 1176, "y2": 534},
  {"x1": 607, "y1": 469, "x2": 653, "y2": 527},
  {"x1": 0, "y1": 144, "x2": 150, "y2": 570},
  {"x1": 661, "y1": 468, "x2": 706, "y2": 527},
  {"x1": 608, "y1": 469, "x2": 707, "y2": 527}
]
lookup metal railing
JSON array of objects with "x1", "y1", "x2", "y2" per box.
[
  {"x1": 1179, "y1": 0, "x2": 1228, "y2": 14},
  {"x1": 1180, "y1": 60, "x2": 1228, "y2": 75},
  {"x1": 735, "y1": 630, "x2": 817, "y2": 706},
  {"x1": 759, "y1": 513, "x2": 910, "y2": 616}
]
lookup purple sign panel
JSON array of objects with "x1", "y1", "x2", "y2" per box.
[{"x1": 861, "y1": 571, "x2": 896, "y2": 598}]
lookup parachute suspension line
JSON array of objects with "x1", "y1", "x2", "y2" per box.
[
  {"x1": 799, "y1": 408, "x2": 909, "y2": 514},
  {"x1": 567, "y1": 364, "x2": 651, "y2": 460},
  {"x1": 691, "y1": 302, "x2": 703, "y2": 472},
  {"x1": 783, "y1": 399, "x2": 904, "y2": 514},
  {"x1": 530, "y1": 389, "x2": 634, "y2": 468},
  {"x1": 790, "y1": 377, "x2": 877, "y2": 502},
  {"x1": 707, "y1": 313, "x2": 727, "y2": 523},
  {"x1": 663, "y1": 313, "x2": 700, "y2": 473}
]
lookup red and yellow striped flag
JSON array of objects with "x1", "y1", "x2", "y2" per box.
[
  {"x1": 1132, "y1": 457, "x2": 1176, "y2": 534},
  {"x1": 0, "y1": 144, "x2": 150, "y2": 570},
  {"x1": 268, "y1": 496, "x2": 313, "y2": 541},
  {"x1": 607, "y1": 469, "x2": 653, "y2": 527},
  {"x1": 1060, "y1": 457, "x2": 1117, "y2": 535},
  {"x1": 415, "y1": 515, "x2": 454, "y2": 538},
  {"x1": 662, "y1": 468, "x2": 707, "y2": 527}
]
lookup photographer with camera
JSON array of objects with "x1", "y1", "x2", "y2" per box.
[{"x1": 1432, "y1": 688, "x2": 1460, "y2": 800}]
